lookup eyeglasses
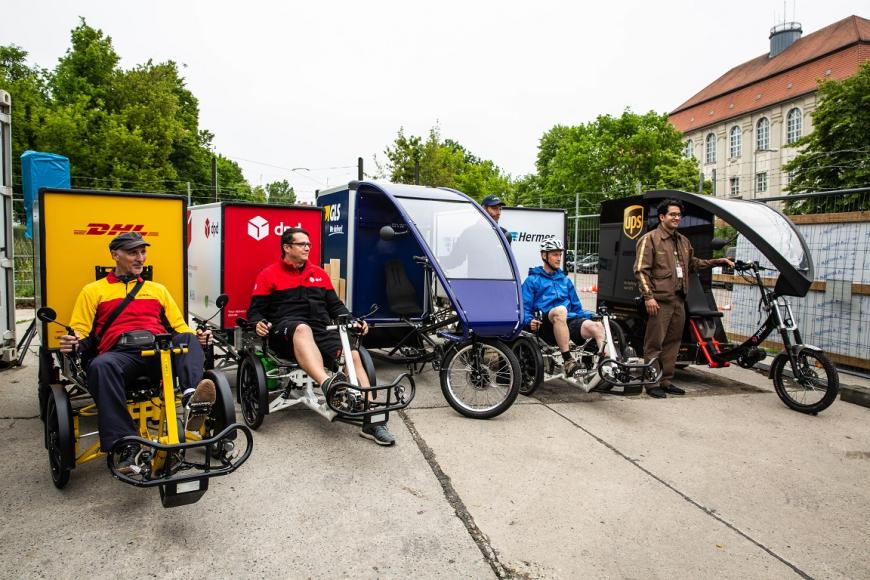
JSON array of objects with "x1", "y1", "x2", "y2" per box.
[{"x1": 286, "y1": 242, "x2": 312, "y2": 248}]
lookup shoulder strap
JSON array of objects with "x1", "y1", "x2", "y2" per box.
[{"x1": 93, "y1": 279, "x2": 145, "y2": 344}]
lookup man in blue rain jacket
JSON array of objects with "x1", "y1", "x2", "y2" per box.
[{"x1": 522, "y1": 238, "x2": 607, "y2": 377}]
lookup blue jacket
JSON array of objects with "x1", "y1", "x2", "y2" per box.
[{"x1": 522, "y1": 266, "x2": 594, "y2": 327}]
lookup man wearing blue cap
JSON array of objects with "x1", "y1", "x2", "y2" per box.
[{"x1": 481, "y1": 194, "x2": 512, "y2": 246}]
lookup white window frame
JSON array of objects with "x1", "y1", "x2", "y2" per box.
[
  {"x1": 729, "y1": 126, "x2": 742, "y2": 158},
  {"x1": 756, "y1": 171, "x2": 767, "y2": 193},
  {"x1": 756, "y1": 117, "x2": 769, "y2": 151},
  {"x1": 786, "y1": 108, "x2": 802, "y2": 144},
  {"x1": 705, "y1": 133, "x2": 716, "y2": 164},
  {"x1": 729, "y1": 176, "x2": 740, "y2": 197}
]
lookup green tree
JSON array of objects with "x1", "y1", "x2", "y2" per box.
[
  {"x1": 265, "y1": 179, "x2": 296, "y2": 204},
  {"x1": 379, "y1": 125, "x2": 515, "y2": 203},
  {"x1": 0, "y1": 20, "x2": 252, "y2": 201},
  {"x1": 783, "y1": 60, "x2": 870, "y2": 213},
  {"x1": 533, "y1": 109, "x2": 702, "y2": 209}
]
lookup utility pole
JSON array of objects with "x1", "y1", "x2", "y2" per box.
[
  {"x1": 573, "y1": 192, "x2": 579, "y2": 275},
  {"x1": 414, "y1": 161, "x2": 420, "y2": 185},
  {"x1": 211, "y1": 156, "x2": 217, "y2": 201},
  {"x1": 358, "y1": 157, "x2": 364, "y2": 181},
  {"x1": 187, "y1": 182, "x2": 191, "y2": 207}
]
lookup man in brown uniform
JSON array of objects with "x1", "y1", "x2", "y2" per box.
[{"x1": 634, "y1": 199, "x2": 734, "y2": 398}]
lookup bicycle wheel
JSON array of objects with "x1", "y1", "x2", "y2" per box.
[
  {"x1": 45, "y1": 393, "x2": 72, "y2": 489},
  {"x1": 237, "y1": 354, "x2": 268, "y2": 429},
  {"x1": 771, "y1": 350, "x2": 839, "y2": 414},
  {"x1": 510, "y1": 336, "x2": 543, "y2": 396},
  {"x1": 440, "y1": 339, "x2": 521, "y2": 419}
]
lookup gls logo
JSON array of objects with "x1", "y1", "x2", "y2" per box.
[
  {"x1": 204, "y1": 218, "x2": 219, "y2": 238},
  {"x1": 323, "y1": 203, "x2": 341, "y2": 222},
  {"x1": 75, "y1": 223, "x2": 152, "y2": 236},
  {"x1": 246, "y1": 215, "x2": 302, "y2": 241}
]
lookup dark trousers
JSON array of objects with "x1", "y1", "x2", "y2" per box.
[
  {"x1": 643, "y1": 298, "x2": 685, "y2": 390},
  {"x1": 86, "y1": 333, "x2": 204, "y2": 451}
]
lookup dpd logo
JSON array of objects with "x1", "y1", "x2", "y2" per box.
[
  {"x1": 204, "y1": 218, "x2": 219, "y2": 238},
  {"x1": 247, "y1": 215, "x2": 302, "y2": 241},
  {"x1": 623, "y1": 205, "x2": 644, "y2": 240}
]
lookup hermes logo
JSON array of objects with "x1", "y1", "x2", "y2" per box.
[{"x1": 623, "y1": 205, "x2": 644, "y2": 240}]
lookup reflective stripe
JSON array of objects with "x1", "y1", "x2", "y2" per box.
[{"x1": 636, "y1": 235, "x2": 650, "y2": 294}]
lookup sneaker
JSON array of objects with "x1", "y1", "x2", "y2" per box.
[
  {"x1": 116, "y1": 443, "x2": 143, "y2": 475},
  {"x1": 184, "y1": 378, "x2": 216, "y2": 432},
  {"x1": 360, "y1": 424, "x2": 396, "y2": 446},
  {"x1": 563, "y1": 358, "x2": 580, "y2": 378},
  {"x1": 320, "y1": 371, "x2": 348, "y2": 396}
]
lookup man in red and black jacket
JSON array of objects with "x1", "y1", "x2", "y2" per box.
[{"x1": 247, "y1": 228, "x2": 395, "y2": 446}]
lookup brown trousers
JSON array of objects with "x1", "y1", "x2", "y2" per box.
[{"x1": 643, "y1": 298, "x2": 685, "y2": 389}]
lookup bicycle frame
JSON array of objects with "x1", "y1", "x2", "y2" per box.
[{"x1": 711, "y1": 262, "x2": 814, "y2": 371}]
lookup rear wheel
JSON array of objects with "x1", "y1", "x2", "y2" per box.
[
  {"x1": 510, "y1": 336, "x2": 543, "y2": 396},
  {"x1": 45, "y1": 392, "x2": 73, "y2": 489},
  {"x1": 440, "y1": 339, "x2": 521, "y2": 419},
  {"x1": 237, "y1": 354, "x2": 267, "y2": 429},
  {"x1": 771, "y1": 350, "x2": 839, "y2": 414}
]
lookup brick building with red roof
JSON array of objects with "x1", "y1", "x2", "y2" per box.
[{"x1": 669, "y1": 15, "x2": 869, "y2": 199}]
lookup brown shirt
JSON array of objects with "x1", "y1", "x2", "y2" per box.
[{"x1": 634, "y1": 223, "x2": 716, "y2": 301}]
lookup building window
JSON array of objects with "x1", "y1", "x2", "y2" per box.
[
  {"x1": 684, "y1": 140, "x2": 694, "y2": 158},
  {"x1": 729, "y1": 126, "x2": 742, "y2": 158},
  {"x1": 729, "y1": 177, "x2": 740, "y2": 197},
  {"x1": 756, "y1": 117, "x2": 769, "y2": 150},
  {"x1": 786, "y1": 108, "x2": 802, "y2": 144},
  {"x1": 756, "y1": 172, "x2": 767, "y2": 193},
  {"x1": 705, "y1": 133, "x2": 716, "y2": 164}
]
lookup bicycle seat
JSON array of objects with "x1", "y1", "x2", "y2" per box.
[
  {"x1": 384, "y1": 260, "x2": 423, "y2": 317},
  {"x1": 686, "y1": 274, "x2": 723, "y2": 318}
]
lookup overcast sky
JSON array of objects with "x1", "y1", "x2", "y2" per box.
[{"x1": 2, "y1": 0, "x2": 867, "y2": 202}]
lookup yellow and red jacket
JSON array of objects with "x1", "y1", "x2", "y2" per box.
[{"x1": 70, "y1": 272, "x2": 192, "y2": 354}]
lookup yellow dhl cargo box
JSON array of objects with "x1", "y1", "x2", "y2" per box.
[{"x1": 35, "y1": 189, "x2": 187, "y2": 350}]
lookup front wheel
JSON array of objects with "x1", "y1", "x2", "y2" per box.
[
  {"x1": 237, "y1": 354, "x2": 268, "y2": 430},
  {"x1": 440, "y1": 339, "x2": 521, "y2": 419},
  {"x1": 771, "y1": 350, "x2": 839, "y2": 414},
  {"x1": 510, "y1": 336, "x2": 543, "y2": 396}
]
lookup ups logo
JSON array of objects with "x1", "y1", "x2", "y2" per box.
[{"x1": 623, "y1": 205, "x2": 644, "y2": 240}]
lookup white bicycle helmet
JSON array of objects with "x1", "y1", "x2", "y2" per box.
[{"x1": 540, "y1": 238, "x2": 564, "y2": 252}]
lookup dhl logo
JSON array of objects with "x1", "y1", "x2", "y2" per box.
[
  {"x1": 73, "y1": 223, "x2": 157, "y2": 237},
  {"x1": 623, "y1": 205, "x2": 644, "y2": 240}
]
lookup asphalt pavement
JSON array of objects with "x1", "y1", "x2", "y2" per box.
[{"x1": 0, "y1": 315, "x2": 868, "y2": 579}]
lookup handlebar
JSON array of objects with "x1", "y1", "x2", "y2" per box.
[{"x1": 733, "y1": 260, "x2": 773, "y2": 273}]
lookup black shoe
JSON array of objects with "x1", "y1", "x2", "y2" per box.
[
  {"x1": 360, "y1": 424, "x2": 396, "y2": 446},
  {"x1": 115, "y1": 443, "x2": 143, "y2": 475},
  {"x1": 321, "y1": 371, "x2": 349, "y2": 395},
  {"x1": 663, "y1": 384, "x2": 685, "y2": 395},
  {"x1": 646, "y1": 387, "x2": 667, "y2": 399}
]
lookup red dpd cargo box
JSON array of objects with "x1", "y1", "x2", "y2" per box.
[{"x1": 187, "y1": 202, "x2": 322, "y2": 329}]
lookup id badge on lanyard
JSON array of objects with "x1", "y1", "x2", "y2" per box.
[{"x1": 674, "y1": 238, "x2": 683, "y2": 279}]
